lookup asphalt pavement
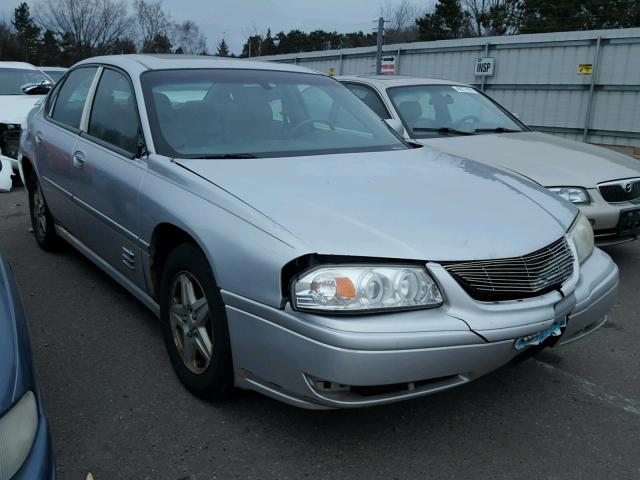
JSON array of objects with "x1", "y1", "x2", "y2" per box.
[{"x1": 1, "y1": 186, "x2": 639, "y2": 480}]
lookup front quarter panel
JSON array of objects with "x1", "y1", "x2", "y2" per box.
[
  {"x1": 139, "y1": 155, "x2": 311, "y2": 308},
  {"x1": 18, "y1": 101, "x2": 44, "y2": 183}
]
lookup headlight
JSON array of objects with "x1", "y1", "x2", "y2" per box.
[
  {"x1": 548, "y1": 187, "x2": 590, "y2": 204},
  {"x1": 0, "y1": 391, "x2": 38, "y2": 480},
  {"x1": 292, "y1": 265, "x2": 443, "y2": 313},
  {"x1": 568, "y1": 213, "x2": 594, "y2": 264}
]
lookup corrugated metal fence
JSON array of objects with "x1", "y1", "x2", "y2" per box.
[{"x1": 259, "y1": 29, "x2": 640, "y2": 150}]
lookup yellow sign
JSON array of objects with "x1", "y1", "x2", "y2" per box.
[
  {"x1": 328, "y1": 67, "x2": 335, "y2": 77},
  {"x1": 578, "y1": 64, "x2": 593, "y2": 75}
]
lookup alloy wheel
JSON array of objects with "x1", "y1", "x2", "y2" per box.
[
  {"x1": 169, "y1": 271, "x2": 214, "y2": 374},
  {"x1": 32, "y1": 183, "x2": 47, "y2": 238}
]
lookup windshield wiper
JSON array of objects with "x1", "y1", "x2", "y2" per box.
[
  {"x1": 185, "y1": 153, "x2": 257, "y2": 159},
  {"x1": 412, "y1": 127, "x2": 475, "y2": 136},
  {"x1": 472, "y1": 127, "x2": 521, "y2": 134}
]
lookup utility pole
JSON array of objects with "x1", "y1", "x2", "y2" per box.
[{"x1": 375, "y1": 16, "x2": 384, "y2": 75}]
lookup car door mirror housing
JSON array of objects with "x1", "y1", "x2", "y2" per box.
[
  {"x1": 21, "y1": 82, "x2": 53, "y2": 95},
  {"x1": 385, "y1": 118, "x2": 406, "y2": 137}
]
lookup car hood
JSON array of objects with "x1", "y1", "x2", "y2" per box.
[
  {"x1": 0, "y1": 95, "x2": 43, "y2": 125},
  {"x1": 420, "y1": 131, "x2": 640, "y2": 188},
  {"x1": 176, "y1": 148, "x2": 576, "y2": 261}
]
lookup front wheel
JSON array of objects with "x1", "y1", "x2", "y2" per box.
[
  {"x1": 159, "y1": 243, "x2": 234, "y2": 400},
  {"x1": 27, "y1": 176, "x2": 58, "y2": 251}
]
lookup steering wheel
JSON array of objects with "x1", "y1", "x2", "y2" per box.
[
  {"x1": 454, "y1": 115, "x2": 481, "y2": 128},
  {"x1": 291, "y1": 119, "x2": 335, "y2": 137}
]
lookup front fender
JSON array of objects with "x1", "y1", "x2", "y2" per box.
[{"x1": 138, "y1": 156, "x2": 311, "y2": 309}]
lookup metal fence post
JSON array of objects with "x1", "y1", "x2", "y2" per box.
[
  {"x1": 338, "y1": 53, "x2": 343, "y2": 75},
  {"x1": 583, "y1": 36, "x2": 602, "y2": 142},
  {"x1": 481, "y1": 43, "x2": 489, "y2": 91},
  {"x1": 396, "y1": 48, "x2": 401, "y2": 75},
  {"x1": 375, "y1": 17, "x2": 384, "y2": 75}
]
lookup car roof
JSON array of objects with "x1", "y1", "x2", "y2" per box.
[
  {"x1": 75, "y1": 54, "x2": 320, "y2": 76},
  {"x1": 0, "y1": 61, "x2": 40, "y2": 71},
  {"x1": 336, "y1": 75, "x2": 469, "y2": 88},
  {"x1": 40, "y1": 66, "x2": 67, "y2": 71}
]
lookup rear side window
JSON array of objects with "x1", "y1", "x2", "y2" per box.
[
  {"x1": 343, "y1": 83, "x2": 391, "y2": 119},
  {"x1": 88, "y1": 69, "x2": 140, "y2": 155},
  {"x1": 51, "y1": 67, "x2": 97, "y2": 129}
]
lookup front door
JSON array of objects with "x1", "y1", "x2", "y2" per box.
[{"x1": 69, "y1": 67, "x2": 148, "y2": 289}]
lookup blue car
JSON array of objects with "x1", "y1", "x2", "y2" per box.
[{"x1": 0, "y1": 250, "x2": 55, "y2": 479}]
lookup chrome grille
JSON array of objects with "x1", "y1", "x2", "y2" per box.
[
  {"x1": 443, "y1": 238, "x2": 574, "y2": 301},
  {"x1": 598, "y1": 180, "x2": 640, "y2": 203}
]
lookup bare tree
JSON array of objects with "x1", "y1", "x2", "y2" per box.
[
  {"x1": 37, "y1": 0, "x2": 133, "y2": 55},
  {"x1": 464, "y1": 0, "x2": 523, "y2": 36},
  {"x1": 134, "y1": 0, "x2": 173, "y2": 49},
  {"x1": 173, "y1": 20, "x2": 207, "y2": 54},
  {"x1": 379, "y1": 0, "x2": 425, "y2": 43}
]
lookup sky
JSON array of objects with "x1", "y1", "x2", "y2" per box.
[{"x1": 1, "y1": 0, "x2": 416, "y2": 55}]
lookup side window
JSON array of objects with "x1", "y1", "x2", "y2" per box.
[
  {"x1": 344, "y1": 83, "x2": 391, "y2": 119},
  {"x1": 51, "y1": 67, "x2": 97, "y2": 129},
  {"x1": 88, "y1": 69, "x2": 141, "y2": 155}
]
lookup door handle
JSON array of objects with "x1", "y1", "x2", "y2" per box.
[
  {"x1": 72, "y1": 151, "x2": 86, "y2": 169},
  {"x1": 35, "y1": 132, "x2": 43, "y2": 144}
]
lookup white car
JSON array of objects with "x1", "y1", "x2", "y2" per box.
[
  {"x1": 338, "y1": 75, "x2": 640, "y2": 246},
  {"x1": 0, "y1": 62, "x2": 53, "y2": 175}
]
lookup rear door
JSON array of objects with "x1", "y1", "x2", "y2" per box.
[
  {"x1": 34, "y1": 66, "x2": 99, "y2": 233},
  {"x1": 70, "y1": 67, "x2": 148, "y2": 289}
]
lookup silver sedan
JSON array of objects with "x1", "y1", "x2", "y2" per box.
[
  {"x1": 339, "y1": 75, "x2": 640, "y2": 246},
  {"x1": 19, "y1": 55, "x2": 618, "y2": 409}
]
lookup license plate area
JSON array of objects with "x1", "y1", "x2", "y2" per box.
[
  {"x1": 618, "y1": 207, "x2": 640, "y2": 237},
  {"x1": 515, "y1": 318, "x2": 566, "y2": 351}
]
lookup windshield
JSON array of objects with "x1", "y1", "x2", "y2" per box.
[
  {"x1": 0, "y1": 68, "x2": 51, "y2": 95},
  {"x1": 387, "y1": 85, "x2": 524, "y2": 138},
  {"x1": 43, "y1": 69, "x2": 66, "y2": 82},
  {"x1": 141, "y1": 69, "x2": 407, "y2": 158}
]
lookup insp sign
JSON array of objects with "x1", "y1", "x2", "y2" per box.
[{"x1": 474, "y1": 57, "x2": 495, "y2": 76}]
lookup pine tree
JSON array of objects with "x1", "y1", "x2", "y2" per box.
[
  {"x1": 416, "y1": 0, "x2": 471, "y2": 41},
  {"x1": 216, "y1": 38, "x2": 230, "y2": 57},
  {"x1": 143, "y1": 33, "x2": 172, "y2": 53},
  {"x1": 39, "y1": 30, "x2": 61, "y2": 65},
  {"x1": 12, "y1": 2, "x2": 41, "y2": 62}
]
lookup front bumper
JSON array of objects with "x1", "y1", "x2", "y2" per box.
[
  {"x1": 223, "y1": 248, "x2": 618, "y2": 409},
  {"x1": 0, "y1": 153, "x2": 18, "y2": 171},
  {"x1": 579, "y1": 188, "x2": 640, "y2": 245}
]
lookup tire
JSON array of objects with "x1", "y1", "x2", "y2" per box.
[
  {"x1": 159, "y1": 243, "x2": 234, "y2": 400},
  {"x1": 27, "y1": 174, "x2": 58, "y2": 252}
]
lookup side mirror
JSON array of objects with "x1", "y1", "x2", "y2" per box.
[
  {"x1": 21, "y1": 81, "x2": 53, "y2": 95},
  {"x1": 385, "y1": 118, "x2": 406, "y2": 138}
]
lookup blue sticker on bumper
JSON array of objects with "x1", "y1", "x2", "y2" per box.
[{"x1": 515, "y1": 317, "x2": 567, "y2": 350}]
